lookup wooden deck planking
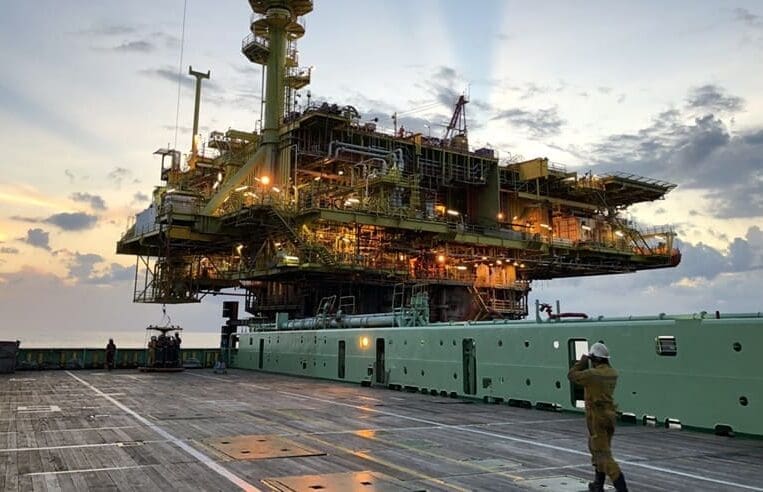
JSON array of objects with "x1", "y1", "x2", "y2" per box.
[{"x1": 0, "y1": 369, "x2": 762, "y2": 492}]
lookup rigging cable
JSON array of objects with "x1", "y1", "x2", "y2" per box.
[{"x1": 173, "y1": 0, "x2": 188, "y2": 150}]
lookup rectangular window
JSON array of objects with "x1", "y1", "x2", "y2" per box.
[{"x1": 655, "y1": 336, "x2": 677, "y2": 356}]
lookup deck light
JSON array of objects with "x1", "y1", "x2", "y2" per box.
[
  {"x1": 446, "y1": 209, "x2": 460, "y2": 216},
  {"x1": 360, "y1": 336, "x2": 370, "y2": 349},
  {"x1": 456, "y1": 265, "x2": 467, "y2": 271},
  {"x1": 497, "y1": 212, "x2": 505, "y2": 220},
  {"x1": 437, "y1": 254, "x2": 446, "y2": 264},
  {"x1": 615, "y1": 230, "x2": 625, "y2": 237},
  {"x1": 272, "y1": 187, "x2": 281, "y2": 193},
  {"x1": 260, "y1": 175, "x2": 271, "y2": 185},
  {"x1": 581, "y1": 225, "x2": 592, "y2": 231},
  {"x1": 235, "y1": 185, "x2": 248, "y2": 192}
]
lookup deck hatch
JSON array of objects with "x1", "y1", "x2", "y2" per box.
[
  {"x1": 206, "y1": 434, "x2": 323, "y2": 460},
  {"x1": 262, "y1": 471, "x2": 419, "y2": 491}
]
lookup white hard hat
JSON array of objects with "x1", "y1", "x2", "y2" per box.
[{"x1": 588, "y1": 342, "x2": 610, "y2": 359}]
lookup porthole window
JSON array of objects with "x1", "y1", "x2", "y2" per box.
[
  {"x1": 733, "y1": 342, "x2": 742, "y2": 352},
  {"x1": 553, "y1": 340, "x2": 559, "y2": 349},
  {"x1": 740, "y1": 396, "x2": 749, "y2": 406},
  {"x1": 524, "y1": 340, "x2": 530, "y2": 348},
  {"x1": 525, "y1": 378, "x2": 531, "y2": 386},
  {"x1": 498, "y1": 340, "x2": 503, "y2": 347}
]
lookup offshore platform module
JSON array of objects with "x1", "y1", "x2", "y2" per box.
[{"x1": 117, "y1": 0, "x2": 680, "y2": 329}]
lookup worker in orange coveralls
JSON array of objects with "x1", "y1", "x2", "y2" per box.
[{"x1": 568, "y1": 342, "x2": 628, "y2": 492}]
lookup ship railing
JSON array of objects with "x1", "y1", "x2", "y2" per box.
[{"x1": 241, "y1": 32, "x2": 269, "y2": 51}]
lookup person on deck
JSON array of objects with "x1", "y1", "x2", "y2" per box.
[
  {"x1": 105, "y1": 338, "x2": 117, "y2": 371},
  {"x1": 568, "y1": 342, "x2": 628, "y2": 492}
]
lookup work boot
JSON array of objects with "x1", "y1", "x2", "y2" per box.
[
  {"x1": 588, "y1": 471, "x2": 605, "y2": 492},
  {"x1": 613, "y1": 472, "x2": 628, "y2": 492}
]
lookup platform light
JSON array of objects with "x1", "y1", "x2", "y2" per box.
[
  {"x1": 520, "y1": 263, "x2": 526, "y2": 268},
  {"x1": 236, "y1": 244, "x2": 244, "y2": 254},
  {"x1": 260, "y1": 175, "x2": 271, "y2": 185},
  {"x1": 360, "y1": 336, "x2": 370, "y2": 349},
  {"x1": 497, "y1": 212, "x2": 505, "y2": 220},
  {"x1": 212, "y1": 181, "x2": 220, "y2": 190},
  {"x1": 540, "y1": 223, "x2": 551, "y2": 229},
  {"x1": 166, "y1": 188, "x2": 176, "y2": 194},
  {"x1": 338, "y1": 170, "x2": 344, "y2": 176},
  {"x1": 346, "y1": 197, "x2": 360, "y2": 205},
  {"x1": 496, "y1": 259, "x2": 503, "y2": 265},
  {"x1": 615, "y1": 230, "x2": 625, "y2": 237},
  {"x1": 314, "y1": 176, "x2": 321, "y2": 181},
  {"x1": 274, "y1": 242, "x2": 282, "y2": 247},
  {"x1": 284, "y1": 255, "x2": 300, "y2": 261},
  {"x1": 513, "y1": 216, "x2": 519, "y2": 221},
  {"x1": 481, "y1": 256, "x2": 488, "y2": 260},
  {"x1": 272, "y1": 187, "x2": 281, "y2": 193},
  {"x1": 446, "y1": 209, "x2": 460, "y2": 216},
  {"x1": 235, "y1": 185, "x2": 248, "y2": 192},
  {"x1": 217, "y1": 172, "x2": 223, "y2": 182},
  {"x1": 436, "y1": 254, "x2": 446, "y2": 264},
  {"x1": 456, "y1": 265, "x2": 467, "y2": 271},
  {"x1": 581, "y1": 225, "x2": 592, "y2": 231}
]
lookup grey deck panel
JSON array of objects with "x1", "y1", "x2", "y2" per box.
[{"x1": 0, "y1": 370, "x2": 761, "y2": 492}]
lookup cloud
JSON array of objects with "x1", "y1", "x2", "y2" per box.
[
  {"x1": 65, "y1": 252, "x2": 104, "y2": 282},
  {"x1": 113, "y1": 40, "x2": 155, "y2": 53},
  {"x1": 14, "y1": 212, "x2": 99, "y2": 231},
  {"x1": 70, "y1": 192, "x2": 107, "y2": 211},
  {"x1": 107, "y1": 166, "x2": 131, "y2": 187},
  {"x1": 64, "y1": 169, "x2": 75, "y2": 183},
  {"x1": 686, "y1": 84, "x2": 744, "y2": 113},
  {"x1": 22, "y1": 228, "x2": 50, "y2": 250},
  {"x1": 733, "y1": 8, "x2": 761, "y2": 27},
  {"x1": 46, "y1": 212, "x2": 99, "y2": 231},
  {"x1": 0, "y1": 247, "x2": 19, "y2": 254},
  {"x1": 132, "y1": 191, "x2": 150, "y2": 204},
  {"x1": 58, "y1": 250, "x2": 135, "y2": 285},
  {"x1": 492, "y1": 107, "x2": 565, "y2": 138},
  {"x1": 590, "y1": 87, "x2": 763, "y2": 219},
  {"x1": 139, "y1": 65, "x2": 219, "y2": 92}
]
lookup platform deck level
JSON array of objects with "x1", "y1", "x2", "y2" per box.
[{"x1": 1, "y1": 370, "x2": 761, "y2": 492}]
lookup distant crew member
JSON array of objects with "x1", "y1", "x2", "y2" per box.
[
  {"x1": 174, "y1": 332, "x2": 182, "y2": 367},
  {"x1": 105, "y1": 338, "x2": 117, "y2": 371},
  {"x1": 568, "y1": 342, "x2": 628, "y2": 492},
  {"x1": 147, "y1": 336, "x2": 157, "y2": 367}
]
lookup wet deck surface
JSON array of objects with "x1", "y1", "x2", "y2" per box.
[{"x1": 1, "y1": 370, "x2": 762, "y2": 491}]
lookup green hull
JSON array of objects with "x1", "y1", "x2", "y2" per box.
[{"x1": 233, "y1": 314, "x2": 763, "y2": 436}]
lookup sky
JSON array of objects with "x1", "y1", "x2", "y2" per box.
[{"x1": 0, "y1": 1, "x2": 761, "y2": 347}]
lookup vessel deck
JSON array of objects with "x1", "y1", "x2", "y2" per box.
[{"x1": 1, "y1": 370, "x2": 761, "y2": 491}]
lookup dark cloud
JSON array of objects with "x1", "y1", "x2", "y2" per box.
[
  {"x1": 61, "y1": 251, "x2": 134, "y2": 285},
  {"x1": 46, "y1": 212, "x2": 98, "y2": 231},
  {"x1": 734, "y1": 8, "x2": 761, "y2": 27},
  {"x1": 590, "y1": 86, "x2": 763, "y2": 219},
  {"x1": 66, "y1": 252, "x2": 104, "y2": 282},
  {"x1": 0, "y1": 247, "x2": 19, "y2": 254},
  {"x1": 686, "y1": 84, "x2": 744, "y2": 113},
  {"x1": 107, "y1": 166, "x2": 131, "y2": 187},
  {"x1": 139, "y1": 66, "x2": 220, "y2": 93},
  {"x1": 23, "y1": 228, "x2": 50, "y2": 250},
  {"x1": 492, "y1": 107, "x2": 565, "y2": 138},
  {"x1": 70, "y1": 192, "x2": 107, "y2": 211},
  {"x1": 132, "y1": 191, "x2": 150, "y2": 203},
  {"x1": 113, "y1": 40, "x2": 155, "y2": 53},
  {"x1": 86, "y1": 263, "x2": 134, "y2": 285},
  {"x1": 15, "y1": 212, "x2": 99, "y2": 231}
]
